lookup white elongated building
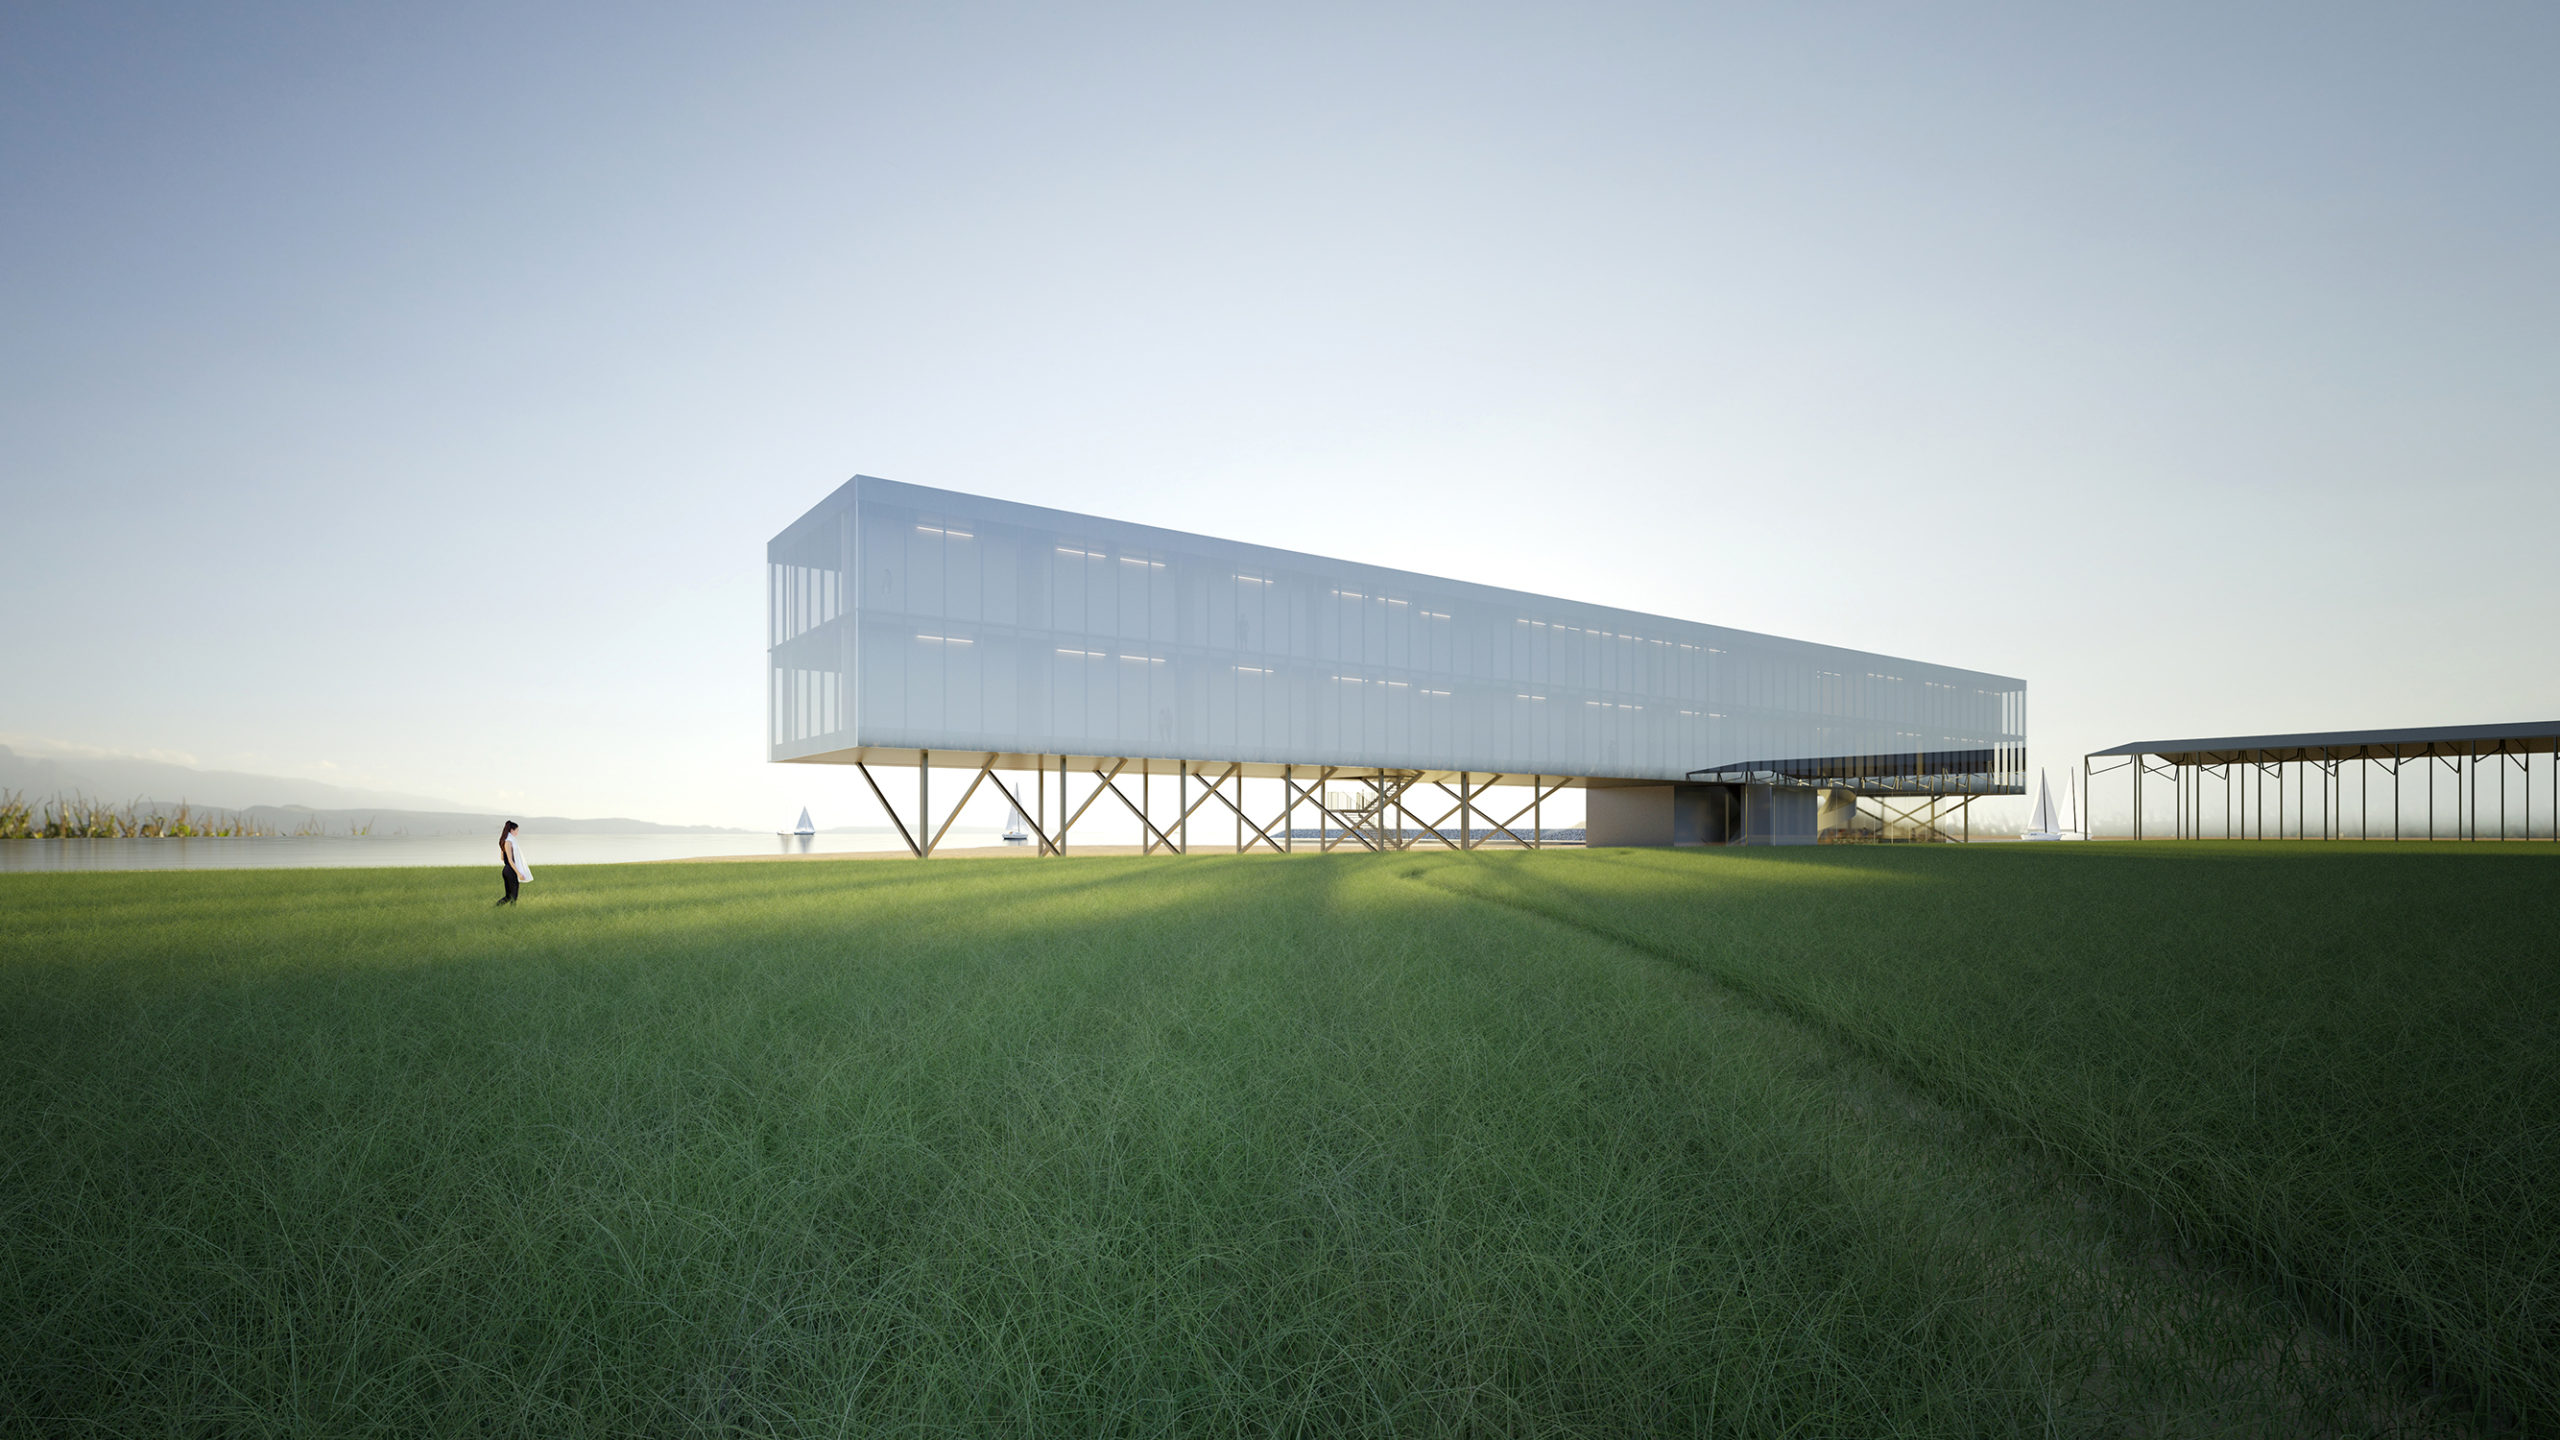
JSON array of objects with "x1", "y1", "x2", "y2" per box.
[{"x1": 771, "y1": 477, "x2": 2025, "y2": 848}]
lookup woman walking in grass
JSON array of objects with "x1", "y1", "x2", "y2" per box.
[{"x1": 497, "y1": 821, "x2": 529, "y2": 905}]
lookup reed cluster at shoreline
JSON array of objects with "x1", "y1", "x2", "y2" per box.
[{"x1": 0, "y1": 791, "x2": 349, "y2": 840}]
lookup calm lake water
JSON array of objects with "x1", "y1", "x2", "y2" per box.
[{"x1": 0, "y1": 831, "x2": 1011, "y2": 874}]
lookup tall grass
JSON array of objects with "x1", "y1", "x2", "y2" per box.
[
  {"x1": 0, "y1": 852, "x2": 2466, "y2": 1435},
  {"x1": 0, "y1": 789, "x2": 271, "y2": 839},
  {"x1": 1427, "y1": 842, "x2": 2560, "y2": 1432}
]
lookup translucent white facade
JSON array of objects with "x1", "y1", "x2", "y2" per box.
[{"x1": 770, "y1": 477, "x2": 2025, "y2": 789}]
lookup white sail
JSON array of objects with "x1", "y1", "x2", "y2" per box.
[
  {"x1": 2024, "y1": 769, "x2": 2057, "y2": 839},
  {"x1": 792, "y1": 807, "x2": 816, "y2": 836},
  {"x1": 1003, "y1": 797, "x2": 1031, "y2": 844},
  {"x1": 2057, "y1": 768, "x2": 2082, "y2": 839}
]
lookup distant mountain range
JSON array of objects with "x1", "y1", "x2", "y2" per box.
[
  {"x1": 0, "y1": 745, "x2": 744, "y2": 837},
  {"x1": 222, "y1": 806, "x2": 748, "y2": 838}
]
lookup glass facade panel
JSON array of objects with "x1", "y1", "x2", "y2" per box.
[{"x1": 769, "y1": 477, "x2": 2026, "y2": 787}]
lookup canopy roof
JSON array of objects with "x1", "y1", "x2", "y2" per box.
[
  {"x1": 1688, "y1": 746, "x2": 2018, "y2": 796},
  {"x1": 2092, "y1": 721, "x2": 2560, "y2": 765}
]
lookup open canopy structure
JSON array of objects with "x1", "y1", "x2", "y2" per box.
[{"x1": 2085, "y1": 721, "x2": 2560, "y2": 842}]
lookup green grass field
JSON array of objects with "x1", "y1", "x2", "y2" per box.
[{"x1": 3, "y1": 845, "x2": 2553, "y2": 1436}]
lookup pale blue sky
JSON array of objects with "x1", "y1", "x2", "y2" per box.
[{"x1": 4, "y1": 3, "x2": 2553, "y2": 828}]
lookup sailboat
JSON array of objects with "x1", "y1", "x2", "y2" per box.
[
  {"x1": 2056, "y1": 767, "x2": 2085, "y2": 840},
  {"x1": 1002, "y1": 797, "x2": 1032, "y2": 846},
  {"x1": 788, "y1": 807, "x2": 816, "y2": 837},
  {"x1": 2022, "y1": 769, "x2": 2061, "y2": 841}
]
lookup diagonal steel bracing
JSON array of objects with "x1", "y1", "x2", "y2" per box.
[
  {"x1": 850, "y1": 756, "x2": 1576, "y2": 858},
  {"x1": 1060, "y1": 758, "x2": 1129, "y2": 844},
  {"x1": 1284, "y1": 767, "x2": 1380, "y2": 852},
  {"x1": 991, "y1": 777, "x2": 1056, "y2": 855},
  {"x1": 1489, "y1": 779, "x2": 1566, "y2": 846},
  {"x1": 854, "y1": 760, "x2": 921, "y2": 858},
  {"x1": 1095, "y1": 765, "x2": 1184, "y2": 853},
  {"x1": 1190, "y1": 764, "x2": 1285, "y2": 852}
]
